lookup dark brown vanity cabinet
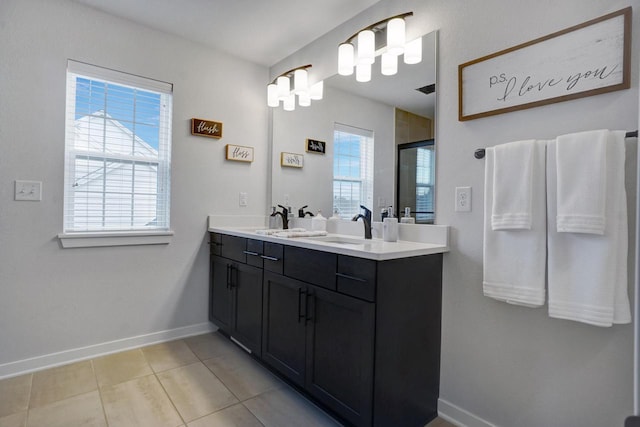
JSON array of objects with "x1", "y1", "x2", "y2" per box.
[
  {"x1": 209, "y1": 233, "x2": 283, "y2": 356},
  {"x1": 262, "y1": 270, "x2": 375, "y2": 427},
  {"x1": 209, "y1": 255, "x2": 263, "y2": 355},
  {"x1": 209, "y1": 231, "x2": 443, "y2": 427}
]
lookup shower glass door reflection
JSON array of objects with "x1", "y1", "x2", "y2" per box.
[{"x1": 397, "y1": 140, "x2": 435, "y2": 224}]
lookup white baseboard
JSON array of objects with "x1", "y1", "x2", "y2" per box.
[
  {"x1": 439, "y1": 398, "x2": 497, "y2": 427},
  {"x1": 0, "y1": 322, "x2": 217, "y2": 380}
]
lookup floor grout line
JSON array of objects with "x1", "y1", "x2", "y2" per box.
[{"x1": 91, "y1": 359, "x2": 110, "y2": 427}]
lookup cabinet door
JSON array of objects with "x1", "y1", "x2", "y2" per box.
[
  {"x1": 262, "y1": 272, "x2": 307, "y2": 387},
  {"x1": 305, "y1": 285, "x2": 375, "y2": 427},
  {"x1": 209, "y1": 255, "x2": 232, "y2": 332},
  {"x1": 231, "y1": 263, "x2": 263, "y2": 355}
]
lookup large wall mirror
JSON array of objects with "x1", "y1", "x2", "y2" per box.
[{"x1": 271, "y1": 30, "x2": 437, "y2": 223}]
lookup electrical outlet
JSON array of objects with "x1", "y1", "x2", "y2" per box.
[
  {"x1": 378, "y1": 197, "x2": 386, "y2": 207},
  {"x1": 284, "y1": 193, "x2": 290, "y2": 205},
  {"x1": 455, "y1": 186, "x2": 471, "y2": 212},
  {"x1": 15, "y1": 180, "x2": 42, "y2": 201},
  {"x1": 239, "y1": 192, "x2": 248, "y2": 207}
]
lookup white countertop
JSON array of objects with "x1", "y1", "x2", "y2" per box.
[{"x1": 207, "y1": 221, "x2": 449, "y2": 261}]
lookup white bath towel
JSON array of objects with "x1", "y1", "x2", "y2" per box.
[
  {"x1": 556, "y1": 130, "x2": 608, "y2": 234},
  {"x1": 491, "y1": 139, "x2": 536, "y2": 230},
  {"x1": 547, "y1": 132, "x2": 631, "y2": 327},
  {"x1": 483, "y1": 140, "x2": 547, "y2": 307}
]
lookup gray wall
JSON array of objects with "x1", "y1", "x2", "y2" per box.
[
  {"x1": 273, "y1": 0, "x2": 639, "y2": 426},
  {"x1": 1, "y1": 0, "x2": 638, "y2": 426},
  {"x1": 0, "y1": 0, "x2": 268, "y2": 371}
]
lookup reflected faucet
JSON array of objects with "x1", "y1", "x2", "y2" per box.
[
  {"x1": 272, "y1": 204, "x2": 289, "y2": 229},
  {"x1": 298, "y1": 205, "x2": 314, "y2": 218},
  {"x1": 352, "y1": 205, "x2": 372, "y2": 239}
]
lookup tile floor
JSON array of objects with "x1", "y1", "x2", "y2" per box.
[{"x1": 0, "y1": 332, "x2": 455, "y2": 427}]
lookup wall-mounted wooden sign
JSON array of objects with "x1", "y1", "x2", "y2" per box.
[
  {"x1": 306, "y1": 138, "x2": 326, "y2": 154},
  {"x1": 458, "y1": 7, "x2": 631, "y2": 121},
  {"x1": 226, "y1": 144, "x2": 254, "y2": 162},
  {"x1": 191, "y1": 118, "x2": 223, "y2": 138},
  {"x1": 281, "y1": 152, "x2": 304, "y2": 168}
]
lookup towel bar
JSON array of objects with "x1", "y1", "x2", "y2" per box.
[{"x1": 474, "y1": 130, "x2": 639, "y2": 159}]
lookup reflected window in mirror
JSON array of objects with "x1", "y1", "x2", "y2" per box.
[
  {"x1": 397, "y1": 140, "x2": 435, "y2": 224},
  {"x1": 333, "y1": 123, "x2": 374, "y2": 219}
]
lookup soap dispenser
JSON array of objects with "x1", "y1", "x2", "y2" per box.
[
  {"x1": 311, "y1": 210, "x2": 327, "y2": 231},
  {"x1": 268, "y1": 206, "x2": 278, "y2": 229},
  {"x1": 400, "y1": 207, "x2": 415, "y2": 224},
  {"x1": 383, "y1": 206, "x2": 398, "y2": 242}
]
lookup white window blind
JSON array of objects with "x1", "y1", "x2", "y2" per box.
[
  {"x1": 416, "y1": 145, "x2": 435, "y2": 222},
  {"x1": 332, "y1": 123, "x2": 374, "y2": 219},
  {"x1": 64, "y1": 60, "x2": 173, "y2": 233}
]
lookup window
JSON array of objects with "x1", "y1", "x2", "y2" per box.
[
  {"x1": 63, "y1": 60, "x2": 172, "y2": 234},
  {"x1": 332, "y1": 123, "x2": 374, "y2": 219},
  {"x1": 415, "y1": 143, "x2": 435, "y2": 222}
]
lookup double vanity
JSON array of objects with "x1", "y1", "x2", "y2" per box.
[{"x1": 207, "y1": 216, "x2": 448, "y2": 427}]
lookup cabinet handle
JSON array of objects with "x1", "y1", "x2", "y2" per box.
[
  {"x1": 209, "y1": 241, "x2": 223, "y2": 246},
  {"x1": 226, "y1": 264, "x2": 231, "y2": 289},
  {"x1": 297, "y1": 288, "x2": 306, "y2": 323},
  {"x1": 335, "y1": 272, "x2": 367, "y2": 282},
  {"x1": 260, "y1": 255, "x2": 280, "y2": 262},
  {"x1": 228, "y1": 264, "x2": 236, "y2": 289},
  {"x1": 305, "y1": 291, "x2": 314, "y2": 325},
  {"x1": 243, "y1": 250, "x2": 260, "y2": 257}
]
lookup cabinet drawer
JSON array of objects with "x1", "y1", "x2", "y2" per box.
[
  {"x1": 284, "y1": 246, "x2": 336, "y2": 290},
  {"x1": 263, "y1": 243, "x2": 283, "y2": 275},
  {"x1": 336, "y1": 255, "x2": 377, "y2": 302},
  {"x1": 209, "y1": 233, "x2": 223, "y2": 256},
  {"x1": 220, "y1": 234, "x2": 247, "y2": 263},
  {"x1": 245, "y1": 239, "x2": 264, "y2": 268}
]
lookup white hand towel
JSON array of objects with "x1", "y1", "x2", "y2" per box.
[
  {"x1": 547, "y1": 132, "x2": 631, "y2": 327},
  {"x1": 491, "y1": 140, "x2": 536, "y2": 230},
  {"x1": 483, "y1": 140, "x2": 547, "y2": 307},
  {"x1": 556, "y1": 130, "x2": 608, "y2": 234}
]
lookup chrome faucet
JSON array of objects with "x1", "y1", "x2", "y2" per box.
[
  {"x1": 272, "y1": 204, "x2": 289, "y2": 229},
  {"x1": 352, "y1": 205, "x2": 372, "y2": 239}
]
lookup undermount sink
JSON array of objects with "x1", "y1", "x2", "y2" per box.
[{"x1": 305, "y1": 235, "x2": 369, "y2": 245}]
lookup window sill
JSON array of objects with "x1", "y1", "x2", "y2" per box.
[{"x1": 58, "y1": 231, "x2": 174, "y2": 248}]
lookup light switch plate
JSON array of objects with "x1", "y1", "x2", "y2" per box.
[
  {"x1": 239, "y1": 192, "x2": 248, "y2": 207},
  {"x1": 15, "y1": 180, "x2": 42, "y2": 201}
]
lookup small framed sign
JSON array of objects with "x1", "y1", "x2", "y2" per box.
[
  {"x1": 458, "y1": 7, "x2": 631, "y2": 121},
  {"x1": 191, "y1": 118, "x2": 223, "y2": 138},
  {"x1": 281, "y1": 152, "x2": 304, "y2": 168},
  {"x1": 226, "y1": 144, "x2": 254, "y2": 162},
  {"x1": 306, "y1": 138, "x2": 326, "y2": 154}
]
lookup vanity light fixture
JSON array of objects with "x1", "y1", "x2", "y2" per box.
[
  {"x1": 337, "y1": 12, "x2": 421, "y2": 81},
  {"x1": 266, "y1": 64, "x2": 323, "y2": 111}
]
